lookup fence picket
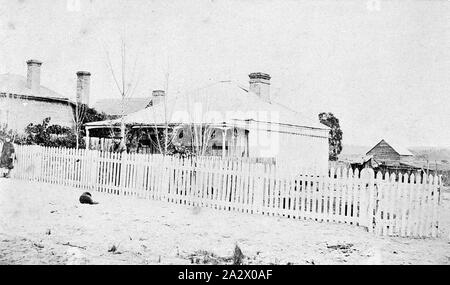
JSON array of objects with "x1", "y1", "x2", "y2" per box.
[
  {"x1": 431, "y1": 175, "x2": 440, "y2": 238},
  {"x1": 399, "y1": 173, "x2": 407, "y2": 237},
  {"x1": 422, "y1": 175, "x2": 431, "y2": 237},
  {"x1": 392, "y1": 173, "x2": 401, "y2": 236},
  {"x1": 411, "y1": 174, "x2": 420, "y2": 237},
  {"x1": 328, "y1": 168, "x2": 335, "y2": 223},
  {"x1": 105, "y1": 151, "x2": 111, "y2": 194},
  {"x1": 417, "y1": 173, "x2": 425, "y2": 237},
  {"x1": 388, "y1": 173, "x2": 396, "y2": 236},
  {"x1": 352, "y1": 169, "x2": 359, "y2": 225},
  {"x1": 310, "y1": 171, "x2": 317, "y2": 221},
  {"x1": 336, "y1": 168, "x2": 342, "y2": 223},
  {"x1": 374, "y1": 171, "x2": 382, "y2": 235}
]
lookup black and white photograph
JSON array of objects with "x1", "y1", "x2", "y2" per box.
[{"x1": 0, "y1": 0, "x2": 449, "y2": 268}]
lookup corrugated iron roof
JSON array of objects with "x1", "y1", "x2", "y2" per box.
[
  {"x1": 86, "y1": 81, "x2": 329, "y2": 130},
  {"x1": 93, "y1": 97, "x2": 153, "y2": 116}
]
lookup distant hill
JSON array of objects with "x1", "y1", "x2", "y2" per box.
[{"x1": 409, "y1": 147, "x2": 450, "y2": 163}]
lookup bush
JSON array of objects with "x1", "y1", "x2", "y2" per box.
[
  {"x1": 2, "y1": 105, "x2": 112, "y2": 149},
  {"x1": 20, "y1": 117, "x2": 83, "y2": 148}
]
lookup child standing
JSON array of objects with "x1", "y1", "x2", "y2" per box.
[{"x1": 0, "y1": 137, "x2": 15, "y2": 178}]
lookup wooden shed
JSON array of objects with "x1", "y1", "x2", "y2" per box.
[{"x1": 366, "y1": 139, "x2": 414, "y2": 165}]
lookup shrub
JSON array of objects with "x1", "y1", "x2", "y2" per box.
[
  {"x1": 20, "y1": 117, "x2": 83, "y2": 148},
  {"x1": 2, "y1": 104, "x2": 112, "y2": 149}
]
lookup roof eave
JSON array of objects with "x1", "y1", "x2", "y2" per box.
[{"x1": 0, "y1": 92, "x2": 76, "y2": 107}]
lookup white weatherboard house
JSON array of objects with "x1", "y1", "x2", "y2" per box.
[{"x1": 86, "y1": 73, "x2": 330, "y2": 173}]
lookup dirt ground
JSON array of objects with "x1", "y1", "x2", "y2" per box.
[{"x1": 0, "y1": 179, "x2": 449, "y2": 265}]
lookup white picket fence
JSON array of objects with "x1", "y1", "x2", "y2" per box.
[{"x1": 11, "y1": 145, "x2": 443, "y2": 238}]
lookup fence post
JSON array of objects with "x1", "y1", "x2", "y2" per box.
[
  {"x1": 119, "y1": 152, "x2": 127, "y2": 196},
  {"x1": 359, "y1": 169, "x2": 368, "y2": 227},
  {"x1": 432, "y1": 175, "x2": 441, "y2": 238}
]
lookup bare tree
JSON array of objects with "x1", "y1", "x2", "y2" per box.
[
  {"x1": 145, "y1": 67, "x2": 178, "y2": 156},
  {"x1": 189, "y1": 123, "x2": 216, "y2": 157},
  {"x1": 72, "y1": 101, "x2": 86, "y2": 149},
  {"x1": 163, "y1": 70, "x2": 170, "y2": 154},
  {"x1": 144, "y1": 81, "x2": 218, "y2": 157},
  {"x1": 103, "y1": 38, "x2": 142, "y2": 152},
  {"x1": 183, "y1": 83, "x2": 223, "y2": 157}
]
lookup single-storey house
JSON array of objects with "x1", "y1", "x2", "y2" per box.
[{"x1": 85, "y1": 73, "x2": 330, "y2": 173}]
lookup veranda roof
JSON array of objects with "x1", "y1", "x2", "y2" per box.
[{"x1": 86, "y1": 81, "x2": 328, "y2": 130}]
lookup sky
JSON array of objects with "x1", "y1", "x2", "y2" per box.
[{"x1": 0, "y1": 0, "x2": 449, "y2": 147}]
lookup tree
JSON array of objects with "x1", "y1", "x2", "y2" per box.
[
  {"x1": 104, "y1": 38, "x2": 142, "y2": 152},
  {"x1": 139, "y1": 61, "x2": 211, "y2": 157},
  {"x1": 181, "y1": 83, "x2": 224, "y2": 158},
  {"x1": 72, "y1": 101, "x2": 86, "y2": 149},
  {"x1": 76, "y1": 103, "x2": 112, "y2": 139},
  {"x1": 187, "y1": 124, "x2": 216, "y2": 157},
  {"x1": 71, "y1": 103, "x2": 113, "y2": 149},
  {"x1": 145, "y1": 68, "x2": 178, "y2": 156},
  {"x1": 318, "y1": 112, "x2": 343, "y2": 161}
]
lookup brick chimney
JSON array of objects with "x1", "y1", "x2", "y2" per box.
[
  {"x1": 76, "y1": 71, "x2": 91, "y2": 106},
  {"x1": 26, "y1": 59, "x2": 42, "y2": 95},
  {"x1": 152, "y1": 90, "x2": 165, "y2": 106},
  {"x1": 249, "y1": 72, "x2": 271, "y2": 101}
]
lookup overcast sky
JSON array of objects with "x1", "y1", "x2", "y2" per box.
[{"x1": 0, "y1": 0, "x2": 449, "y2": 147}]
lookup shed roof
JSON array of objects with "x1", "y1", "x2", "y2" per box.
[
  {"x1": 86, "y1": 81, "x2": 329, "y2": 131},
  {"x1": 366, "y1": 139, "x2": 414, "y2": 156}
]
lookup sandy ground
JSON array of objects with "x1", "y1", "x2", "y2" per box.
[{"x1": 0, "y1": 178, "x2": 449, "y2": 265}]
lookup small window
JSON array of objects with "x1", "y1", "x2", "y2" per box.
[{"x1": 178, "y1": 130, "x2": 184, "y2": 139}]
